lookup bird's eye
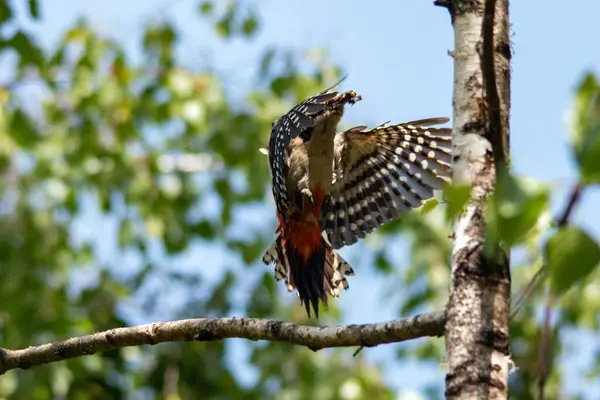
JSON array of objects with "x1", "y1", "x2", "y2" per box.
[{"x1": 300, "y1": 127, "x2": 313, "y2": 142}]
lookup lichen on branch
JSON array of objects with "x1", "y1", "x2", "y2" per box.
[{"x1": 0, "y1": 312, "x2": 444, "y2": 375}]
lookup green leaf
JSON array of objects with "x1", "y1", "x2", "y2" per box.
[
  {"x1": 10, "y1": 108, "x2": 39, "y2": 147},
  {"x1": 28, "y1": 0, "x2": 40, "y2": 19},
  {"x1": 546, "y1": 226, "x2": 600, "y2": 296},
  {"x1": 488, "y1": 173, "x2": 550, "y2": 246},
  {"x1": 270, "y1": 76, "x2": 293, "y2": 96},
  {"x1": 9, "y1": 31, "x2": 45, "y2": 67},
  {"x1": 118, "y1": 219, "x2": 134, "y2": 247},
  {"x1": 375, "y1": 252, "x2": 393, "y2": 273},
  {"x1": 215, "y1": 16, "x2": 232, "y2": 38},
  {"x1": 443, "y1": 183, "x2": 471, "y2": 221},
  {"x1": 0, "y1": 1, "x2": 13, "y2": 24},
  {"x1": 570, "y1": 73, "x2": 600, "y2": 183},
  {"x1": 191, "y1": 220, "x2": 215, "y2": 239},
  {"x1": 420, "y1": 197, "x2": 439, "y2": 215},
  {"x1": 241, "y1": 15, "x2": 258, "y2": 37},
  {"x1": 0, "y1": 154, "x2": 10, "y2": 174},
  {"x1": 199, "y1": 1, "x2": 214, "y2": 15}
]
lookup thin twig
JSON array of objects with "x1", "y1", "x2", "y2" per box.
[
  {"x1": 537, "y1": 292, "x2": 554, "y2": 400},
  {"x1": 510, "y1": 265, "x2": 546, "y2": 321},
  {"x1": 537, "y1": 182, "x2": 585, "y2": 397},
  {"x1": 353, "y1": 345, "x2": 365, "y2": 357},
  {"x1": 556, "y1": 183, "x2": 583, "y2": 227},
  {"x1": 0, "y1": 312, "x2": 445, "y2": 375}
]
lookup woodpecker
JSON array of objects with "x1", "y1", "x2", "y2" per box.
[{"x1": 262, "y1": 83, "x2": 452, "y2": 317}]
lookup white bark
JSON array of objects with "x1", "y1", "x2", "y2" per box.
[{"x1": 441, "y1": 0, "x2": 512, "y2": 398}]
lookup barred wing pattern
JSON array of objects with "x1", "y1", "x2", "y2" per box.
[{"x1": 322, "y1": 118, "x2": 452, "y2": 249}]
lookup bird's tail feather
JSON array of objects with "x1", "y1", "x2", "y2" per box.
[{"x1": 262, "y1": 234, "x2": 354, "y2": 318}]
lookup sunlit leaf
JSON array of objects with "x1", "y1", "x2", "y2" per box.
[
  {"x1": 546, "y1": 226, "x2": 600, "y2": 296},
  {"x1": 420, "y1": 198, "x2": 439, "y2": 215}
]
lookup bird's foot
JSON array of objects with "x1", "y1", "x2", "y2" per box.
[{"x1": 301, "y1": 188, "x2": 315, "y2": 208}]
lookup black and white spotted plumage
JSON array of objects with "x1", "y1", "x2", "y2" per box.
[
  {"x1": 268, "y1": 91, "x2": 340, "y2": 217},
  {"x1": 263, "y1": 80, "x2": 363, "y2": 318},
  {"x1": 322, "y1": 118, "x2": 452, "y2": 248},
  {"x1": 261, "y1": 81, "x2": 452, "y2": 317}
]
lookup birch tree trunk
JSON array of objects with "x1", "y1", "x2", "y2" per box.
[{"x1": 437, "y1": 0, "x2": 512, "y2": 398}]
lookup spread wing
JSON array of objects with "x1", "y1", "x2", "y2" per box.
[{"x1": 321, "y1": 118, "x2": 452, "y2": 249}]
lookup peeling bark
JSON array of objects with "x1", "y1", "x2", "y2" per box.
[{"x1": 437, "y1": 0, "x2": 512, "y2": 398}]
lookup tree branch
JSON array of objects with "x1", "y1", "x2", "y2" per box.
[{"x1": 0, "y1": 312, "x2": 444, "y2": 375}]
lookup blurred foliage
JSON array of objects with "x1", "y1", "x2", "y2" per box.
[
  {"x1": 570, "y1": 73, "x2": 600, "y2": 184},
  {"x1": 487, "y1": 173, "x2": 550, "y2": 247},
  {"x1": 546, "y1": 226, "x2": 600, "y2": 296},
  {"x1": 0, "y1": 1, "x2": 599, "y2": 399},
  {"x1": 0, "y1": 1, "x2": 390, "y2": 399}
]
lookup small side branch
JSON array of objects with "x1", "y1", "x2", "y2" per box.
[
  {"x1": 433, "y1": 0, "x2": 454, "y2": 22},
  {"x1": 433, "y1": 0, "x2": 451, "y2": 8},
  {"x1": 556, "y1": 183, "x2": 583, "y2": 228},
  {"x1": 0, "y1": 312, "x2": 445, "y2": 375}
]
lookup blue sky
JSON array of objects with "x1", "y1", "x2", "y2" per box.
[{"x1": 11, "y1": 0, "x2": 600, "y2": 397}]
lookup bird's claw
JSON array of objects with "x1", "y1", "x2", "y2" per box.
[{"x1": 301, "y1": 188, "x2": 315, "y2": 206}]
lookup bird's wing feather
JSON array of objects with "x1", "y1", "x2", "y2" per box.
[{"x1": 321, "y1": 118, "x2": 452, "y2": 249}]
